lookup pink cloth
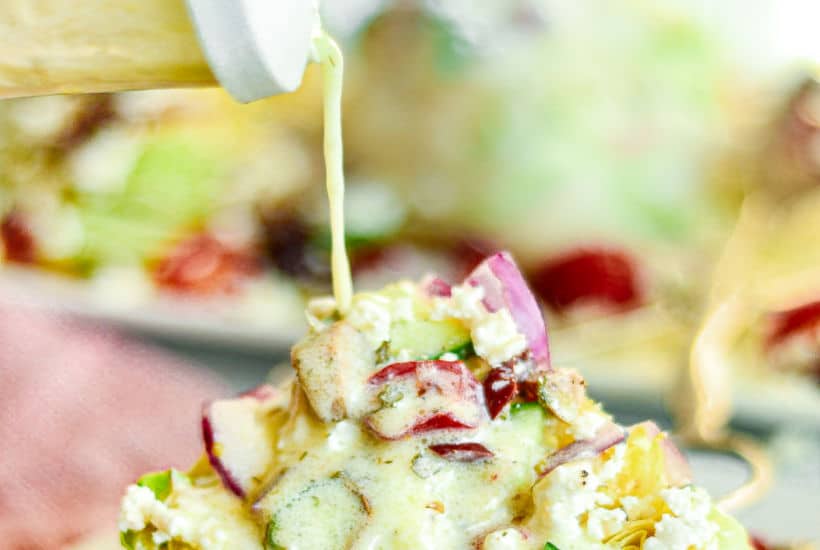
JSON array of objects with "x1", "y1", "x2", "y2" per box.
[{"x1": 0, "y1": 304, "x2": 228, "y2": 549}]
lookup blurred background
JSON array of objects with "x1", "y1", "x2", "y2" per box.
[{"x1": 0, "y1": 0, "x2": 818, "y2": 548}]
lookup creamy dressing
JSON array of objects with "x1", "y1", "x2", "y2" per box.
[
  {"x1": 311, "y1": 30, "x2": 354, "y2": 314},
  {"x1": 268, "y1": 410, "x2": 554, "y2": 550}
]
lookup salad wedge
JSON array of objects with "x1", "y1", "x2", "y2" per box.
[{"x1": 118, "y1": 252, "x2": 751, "y2": 549}]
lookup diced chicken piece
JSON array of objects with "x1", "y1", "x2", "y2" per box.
[{"x1": 291, "y1": 322, "x2": 374, "y2": 422}]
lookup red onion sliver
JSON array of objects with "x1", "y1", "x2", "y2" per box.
[
  {"x1": 466, "y1": 252, "x2": 551, "y2": 369},
  {"x1": 538, "y1": 422, "x2": 625, "y2": 477},
  {"x1": 429, "y1": 442, "x2": 494, "y2": 462}
]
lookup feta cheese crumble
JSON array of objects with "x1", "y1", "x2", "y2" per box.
[
  {"x1": 643, "y1": 487, "x2": 720, "y2": 550},
  {"x1": 586, "y1": 507, "x2": 627, "y2": 540},
  {"x1": 433, "y1": 283, "x2": 527, "y2": 365},
  {"x1": 437, "y1": 284, "x2": 487, "y2": 321},
  {"x1": 305, "y1": 296, "x2": 338, "y2": 331},
  {"x1": 347, "y1": 293, "x2": 395, "y2": 349},
  {"x1": 69, "y1": 127, "x2": 141, "y2": 193},
  {"x1": 8, "y1": 96, "x2": 78, "y2": 140},
  {"x1": 571, "y1": 409, "x2": 609, "y2": 440},
  {"x1": 471, "y1": 309, "x2": 528, "y2": 365},
  {"x1": 532, "y1": 443, "x2": 626, "y2": 544},
  {"x1": 119, "y1": 485, "x2": 167, "y2": 533},
  {"x1": 119, "y1": 482, "x2": 261, "y2": 550},
  {"x1": 312, "y1": 285, "x2": 417, "y2": 350}
]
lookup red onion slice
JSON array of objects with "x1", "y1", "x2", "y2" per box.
[
  {"x1": 465, "y1": 252, "x2": 550, "y2": 369},
  {"x1": 202, "y1": 385, "x2": 282, "y2": 498},
  {"x1": 538, "y1": 422, "x2": 625, "y2": 477}
]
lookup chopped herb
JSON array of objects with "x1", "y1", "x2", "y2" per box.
[
  {"x1": 375, "y1": 341, "x2": 391, "y2": 364},
  {"x1": 265, "y1": 521, "x2": 286, "y2": 550},
  {"x1": 435, "y1": 340, "x2": 475, "y2": 360},
  {"x1": 378, "y1": 385, "x2": 404, "y2": 407},
  {"x1": 544, "y1": 543, "x2": 560, "y2": 550},
  {"x1": 411, "y1": 453, "x2": 441, "y2": 479}
]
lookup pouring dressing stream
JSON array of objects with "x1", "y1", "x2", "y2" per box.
[{"x1": 312, "y1": 31, "x2": 353, "y2": 315}]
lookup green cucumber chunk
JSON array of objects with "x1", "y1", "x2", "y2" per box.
[
  {"x1": 263, "y1": 476, "x2": 368, "y2": 550},
  {"x1": 510, "y1": 401, "x2": 544, "y2": 417},
  {"x1": 119, "y1": 529, "x2": 156, "y2": 550},
  {"x1": 119, "y1": 530, "x2": 137, "y2": 550},
  {"x1": 136, "y1": 469, "x2": 187, "y2": 501},
  {"x1": 509, "y1": 402, "x2": 547, "y2": 441},
  {"x1": 389, "y1": 319, "x2": 471, "y2": 361},
  {"x1": 710, "y1": 508, "x2": 753, "y2": 549}
]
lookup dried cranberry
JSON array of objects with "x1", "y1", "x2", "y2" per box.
[
  {"x1": 153, "y1": 234, "x2": 259, "y2": 295},
  {"x1": 411, "y1": 414, "x2": 474, "y2": 434},
  {"x1": 1, "y1": 212, "x2": 36, "y2": 264},
  {"x1": 483, "y1": 365, "x2": 517, "y2": 419},
  {"x1": 429, "y1": 442, "x2": 494, "y2": 462},
  {"x1": 766, "y1": 300, "x2": 820, "y2": 347},
  {"x1": 261, "y1": 211, "x2": 328, "y2": 282},
  {"x1": 749, "y1": 534, "x2": 771, "y2": 550},
  {"x1": 530, "y1": 247, "x2": 642, "y2": 313},
  {"x1": 350, "y1": 245, "x2": 393, "y2": 274}
]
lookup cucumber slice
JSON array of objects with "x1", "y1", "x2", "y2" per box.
[
  {"x1": 119, "y1": 530, "x2": 138, "y2": 550},
  {"x1": 259, "y1": 475, "x2": 369, "y2": 550},
  {"x1": 508, "y1": 402, "x2": 547, "y2": 464},
  {"x1": 135, "y1": 469, "x2": 187, "y2": 501},
  {"x1": 389, "y1": 319, "x2": 471, "y2": 361},
  {"x1": 510, "y1": 401, "x2": 544, "y2": 418},
  {"x1": 710, "y1": 508, "x2": 752, "y2": 550},
  {"x1": 509, "y1": 402, "x2": 548, "y2": 439},
  {"x1": 120, "y1": 529, "x2": 183, "y2": 550}
]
